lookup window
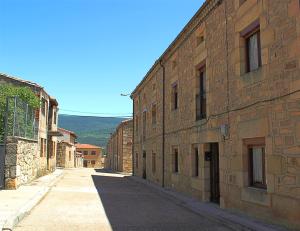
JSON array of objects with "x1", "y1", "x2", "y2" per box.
[
  {"x1": 91, "y1": 151, "x2": 96, "y2": 155},
  {"x1": 152, "y1": 153, "x2": 156, "y2": 173},
  {"x1": 249, "y1": 146, "x2": 266, "y2": 189},
  {"x1": 172, "y1": 83, "x2": 178, "y2": 110},
  {"x1": 83, "y1": 151, "x2": 88, "y2": 155},
  {"x1": 196, "y1": 67, "x2": 206, "y2": 120},
  {"x1": 245, "y1": 27, "x2": 261, "y2": 72},
  {"x1": 173, "y1": 148, "x2": 179, "y2": 173},
  {"x1": 142, "y1": 111, "x2": 147, "y2": 141},
  {"x1": 240, "y1": 0, "x2": 247, "y2": 5},
  {"x1": 91, "y1": 160, "x2": 95, "y2": 165},
  {"x1": 152, "y1": 104, "x2": 157, "y2": 125},
  {"x1": 136, "y1": 153, "x2": 139, "y2": 169},
  {"x1": 53, "y1": 111, "x2": 57, "y2": 124},
  {"x1": 69, "y1": 151, "x2": 71, "y2": 161},
  {"x1": 196, "y1": 35, "x2": 204, "y2": 46},
  {"x1": 41, "y1": 99, "x2": 46, "y2": 116},
  {"x1": 193, "y1": 148, "x2": 199, "y2": 177}
]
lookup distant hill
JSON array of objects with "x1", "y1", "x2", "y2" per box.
[{"x1": 58, "y1": 114, "x2": 128, "y2": 148}]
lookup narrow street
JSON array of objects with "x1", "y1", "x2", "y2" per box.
[{"x1": 14, "y1": 168, "x2": 242, "y2": 231}]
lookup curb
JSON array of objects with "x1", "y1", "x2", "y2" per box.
[
  {"x1": 1, "y1": 170, "x2": 64, "y2": 231},
  {"x1": 127, "y1": 176, "x2": 289, "y2": 231}
]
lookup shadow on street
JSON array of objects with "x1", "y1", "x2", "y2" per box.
[{"x1": 91, "y1": 169, "x2": 234, "y2": 231}]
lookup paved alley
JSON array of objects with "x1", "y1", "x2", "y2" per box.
[{"x1": 13, "y1": 169, "x2": 261, "y2": 231}]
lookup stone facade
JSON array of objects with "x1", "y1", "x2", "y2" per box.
[
  {"x1": 0, "y1": 74, "x2": 60, "y2": 189},
  {"x1": 131, "y1": 0, "x2": 300, "y2": 228},
  {"x1": 75, "y1": 152, "x2": 84, "y2": 168},
  {"x1": 106, "y1": 119, "x2": 133, "y2": 173},
  {"x1": 76, "y1": 144, "x2": 103, "y2": 169},
  {"x1": 57, "y1": 128, "x2": 77, "y2": 168},
  {"x1": 5, "y1": 137, "x2": 39, "y2": 189}
]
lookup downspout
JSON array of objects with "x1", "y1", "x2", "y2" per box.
[
  {"x1": 159, "y1": 59, "x2": 166, "y2": 188},
  {"x1": 132, "y1": 99, "x2": 135, "y2": 175}
]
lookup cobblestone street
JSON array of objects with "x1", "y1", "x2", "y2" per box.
[{"x1": 14, "y1": 168, "x2": 252, "y2": 231}]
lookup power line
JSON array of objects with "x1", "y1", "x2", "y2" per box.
[{"x1": 59, "y1": 108, "x2": 132, "y2": 116}]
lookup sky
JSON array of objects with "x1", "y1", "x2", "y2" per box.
[{"x1": 0, "y1": 0, "x2": 204, "y2": 117}]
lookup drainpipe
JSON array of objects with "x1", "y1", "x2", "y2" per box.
[
  {"x1": 132, "y1": 99, "x2": 135, "y2": 175},
  {"x1": 159, "y1": 59, "x2": 165, "y2": 188}
]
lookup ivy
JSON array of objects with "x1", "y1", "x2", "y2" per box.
[{"x1": 0, "y1": 84, "x2": 40, "y2": 142}]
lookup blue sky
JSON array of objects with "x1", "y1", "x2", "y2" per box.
[{"x1": 0, "y1": 0, "x2": 204, "y2": 117}]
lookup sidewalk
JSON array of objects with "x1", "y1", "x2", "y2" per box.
[
  {"x1": 129, "y1": 176, "x2": 289, "y2": 231},
  {"x1": 0, "y1": 169, "x2": 64, "y2": 231}
]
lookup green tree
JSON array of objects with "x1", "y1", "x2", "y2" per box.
[{"x1": 0, "y1": 84, "x2": 40, "y2": 142}]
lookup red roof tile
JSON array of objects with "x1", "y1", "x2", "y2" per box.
[{"x1": 75, "y1": 143, "x2": 102, "y2": 149}]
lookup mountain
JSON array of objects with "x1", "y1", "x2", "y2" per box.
[{"x1": 58, "y1": 114, "x2": 128, "y2": 148}]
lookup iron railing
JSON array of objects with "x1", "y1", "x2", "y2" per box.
[{"x1": 0, "y1": 96, "x2": 38, "y2": 142}]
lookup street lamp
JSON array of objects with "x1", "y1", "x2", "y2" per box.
[{"x1": 120, "y1": 93, "x2": 130, "y2": 97}]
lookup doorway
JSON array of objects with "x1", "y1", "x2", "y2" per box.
[
  {"x1": 142, "y1": 151, "x2": 146, "y2": 179},
  {"x1": 83, "y1": 160, "x2": 87, "y2": 168},
  {"x1": 210, "y1": 143, "x2": 220, "y2": 204}
]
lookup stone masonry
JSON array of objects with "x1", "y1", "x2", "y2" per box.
[
  {"x1": 106, "y1": 119, "x2": 133, "y2": 173},
  {"x1": 131, "y1": 0, "x2": 300, "y2": 229},
  {"x1": 5, "y1": 137, "x2": 39, "y2": 189}
]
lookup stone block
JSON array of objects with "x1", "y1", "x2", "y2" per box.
[
  {"x1": 241, "y1": 187, "x2": 271, "y2": 207},
  {"x1": 267, "y1": 155, "x2": 283, "y2": 175},
  {"x1": 282, "y1": 175, "x2": 297, "y2": 185},
  {"x1": 261, "y1": 28, "x2": 275, "y2": 48},
  {"x1": 288, "y1": 0, "x2": 300, "y2": 17}
]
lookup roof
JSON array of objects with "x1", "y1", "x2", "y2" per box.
[
  {"x1": 58, "y1": 128, "x2": 77, "y2": 138},
  {"x1": 75, "y1": 143, "x2": 102, "y2": 149},
  {"x1": 130, "y1": 0, "x2": 221, "y2": 97},
  {"x1": 50, "y1": 97, "x2": 58, "y2": 106},
  {"x1": 0, "y1": 73, "x2": 50, "y2": 98}
]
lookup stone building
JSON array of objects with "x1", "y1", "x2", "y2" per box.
[
  {"x1": 57, "y1": 128, "x2": 78, "y2": 168},
  {"x1": 0, "y1": 73, "x2": 60, "y2": 189},
  {"x1": 76, "y1": 144, "x2": 103, "y2": 168},
  {"x1": 106, "y1": 119, "x2": 133, "y2": 173},
  {"x1": 131, "y1": 0, "x2": 300, "y2": 228}
]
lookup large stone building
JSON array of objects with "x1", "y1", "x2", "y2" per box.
[
  {"x1": 0, "y1": 73, "x2": 60, "y2": 189},
  {"x1": 76, "y1": 144, "x2": 103, "y2": 168},
  {"x1": 131, "y1": 0, "x2": 300, "y2": 228},
  {"x1": 106, "y1": 119, "x2": 133, "y2": 173},
  {"x1": 57, "y1": 128, "x2": 79, "y2": 168}
]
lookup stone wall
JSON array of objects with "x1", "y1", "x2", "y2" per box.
[
  {"x1": 122, "y1": 120, "x2": 133, "y2": 173},
  {"x1": 106, "y1": 120, "x2": 133, "y2": 173},
  {"x1": 5, "y1": 137, "x2": 39, "y2": 189},
  {"x1": 57, "y1": 142, "x2": 75, "y2": 168},
  {"x1": 132, "y1": 0, "x2": 300, "y2": 228}
]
